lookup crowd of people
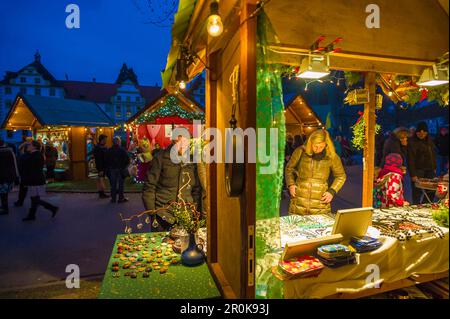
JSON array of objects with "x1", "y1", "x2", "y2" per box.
[
  {"x1": 374, "y1": 122, "x2": 448, "y2": 208},
  {"x1": 0, "y1": 137, "x2": 59, "y2": 220}
]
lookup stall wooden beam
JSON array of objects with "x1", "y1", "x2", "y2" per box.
[
  {"x1": 239, "y1": 0, "x2": 257, "y2": 299},
  {"x1": 362, "y1": 72, "x2": 376, "y2": 207},
  {"x1": 206, "y1": 49, "x2": 220, "y2": 264}
]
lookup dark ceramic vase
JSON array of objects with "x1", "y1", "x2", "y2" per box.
[{"x1": 181, "y1": 233, "x2": 205, "y2": 267}]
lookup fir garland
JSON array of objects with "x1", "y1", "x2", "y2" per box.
[
  {"x1": 344, "y1": 71, "x2": 362, "y2": 87},
  {"x1": 351, "y1": 112, "x2": 381, "y2": 151},
  {"x1": 432, "y1": 199, "x2": 449, "y2": 228},
  {"x1": 135, "y1": 95, "x2": 204, "y2": 124}
]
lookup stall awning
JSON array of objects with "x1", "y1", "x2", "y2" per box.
[
  {"x1": 161, "y1": 0, "x2": 198, "y2": 89},
  {"x1": 1, "y1": 94, "x2": 115, "y2": 129}
]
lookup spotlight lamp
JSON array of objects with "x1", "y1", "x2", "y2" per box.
[
  {"x1": 296, "y1": 55, "x2": 330, "y2": 79},
  {"x1": 417, "y1": 64, "x2": 449, "y2": 86},
  {"x1": 207, "y1": 1, "x2": 223, "y2": 37}
]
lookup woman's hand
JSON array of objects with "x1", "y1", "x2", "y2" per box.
[
  {"x1": 289, "y1": 185, "x2": 297, "y2": 198},
  {"x1": 321, "y1": 191, "x2": 334, "y2": 203}
]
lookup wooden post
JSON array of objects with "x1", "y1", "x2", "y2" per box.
[
  {"x1": 206, "y1": 50, "x2": 220, "y2": 264},
  {"x1": 362, "y1": 72, "x2": 376, "y2": 207},
  {"x1": 70, "y1": 127, "x2": 88, "y2": 181},
  {"x1": 240, "y1": 0, "x2": 257, "y2": 299}
]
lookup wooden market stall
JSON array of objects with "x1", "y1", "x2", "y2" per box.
[
  {"x1": 284, "y1": 94, "x2": 322, "y2": 137},
  {"x1": 1, "y1": 94, "x2": 115, "y2": 180},
  {"x1": 161, "y1": 0, "x2": 449, "y2": 299},
  {"x1": 126, "y1": 90, "x2": 204, "y2": 149}
]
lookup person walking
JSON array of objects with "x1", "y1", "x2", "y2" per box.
[
  {"x1": 435, "y1": 126, "x2": 449, "y2": 176},
  {"x1": 22, "y1": 141, "x2": 59, "y2": 221},
  {"x1": 44, "y1": 140, "x2": 58, "y2": 183},
  {"x1": 407, "y1": 122, "x2": 437, "y2": 204},
  {"x1": 105, "y1": 136, "x2": 130, "y2": 203},
  {"x1": 285, "y1": 129, "x2": 347, "y2": 215},
  {"x1": 93, "y1": 134, "x2": 109, "y2": 199},
  {"x1": 142, "y1": 134, "x2": 202, "y2": 231},
  {"x1": 0, "y1": 139, "x2": 19, "y2": 215},
  {"x1": 14, "y1": 137, "x2": 32, "y2": 207}
]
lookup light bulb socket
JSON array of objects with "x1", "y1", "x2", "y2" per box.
[{"x1": 210, "y1": 1, "x2": 219, "y2": 15}]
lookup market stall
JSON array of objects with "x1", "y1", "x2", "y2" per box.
[
  {"x1": 157, "y1": 0, "x2": 449, "y2": 298},
  {"x1": 284, "y1": 94, "x2": 322, "y2": 137},
  {"x1": 1, "y1": 94, "x2": 115, "y2": 180},
  {"x1": 125, "y1": 91, "x2": 204, "y2": 149}
]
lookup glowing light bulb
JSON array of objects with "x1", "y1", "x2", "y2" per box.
[
  {"x1": 179, "y1": 81, "x2": 186, "y2": 90},
  {"x1": 388, "y1": 91, "x2": 393, "y2": 97},
  {"x1": 207, "y1": 14, "x2": 223, "y2": 37}
]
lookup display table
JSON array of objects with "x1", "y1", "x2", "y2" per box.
[
  {"x1": 255, "y1": 207, "x2": 449, "y2": 299},
  {"x1": 99, "y1": 233, "x2": 221, "y2": 299}
]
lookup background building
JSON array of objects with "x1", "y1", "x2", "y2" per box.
[{"x1": 0, "y1": 52, "x2": 161, "y2": 144}]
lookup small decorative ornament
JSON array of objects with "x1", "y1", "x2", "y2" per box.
[
  {"x1": 137, "y1": 223, "x2": 143, "y2": 230},
  {"x1": 145, "y1": 217, "x2": 150, "y2": 224}
]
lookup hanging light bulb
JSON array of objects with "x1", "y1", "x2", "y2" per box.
[
  {"x1": 207, "y1": 1, "x2": 223, "y2": 37},
  {"x1": 179, "y1": 80, "x2": 186, "y2": 90}
]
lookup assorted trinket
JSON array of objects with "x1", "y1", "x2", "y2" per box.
[{"x1": 109, "y1": 233, "x2": 181, "y2": 279}]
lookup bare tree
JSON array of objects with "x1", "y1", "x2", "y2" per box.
[{"x1": 132, "y1": 0, "x2": 178, "y2": 27}]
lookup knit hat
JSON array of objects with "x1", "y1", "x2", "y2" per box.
[
  {"x1": 416, "y1": 121, "x2": 429, "y2": 133},
  {"x1": 385, "y1": 153, "x2": 403, "y2": 169}
]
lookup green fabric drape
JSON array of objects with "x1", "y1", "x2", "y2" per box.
[{"x1": 255, "y1": 11, "x2": 286, "y2": 299}]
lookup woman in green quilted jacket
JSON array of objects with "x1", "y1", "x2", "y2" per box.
[{"x1": 285, "y1": 129, "x2": 347, "y2": 215}]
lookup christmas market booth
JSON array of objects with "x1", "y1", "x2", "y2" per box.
[
  {"x1": 125, "y1": 90, "x2": 204, "y2": 150},
  {"x1": 152, "y1": 0, "x2": 449, "y2": 299},
  {"x1": 1, "y1": 94, "x2": 115, "y2": 180},
  {"x1": 283, "y1": 93, "x2": 323, "y2": 137}
]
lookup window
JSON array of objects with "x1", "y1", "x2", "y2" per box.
[
  {"x1": 126, "y1": 105, "x2": 132, "y2": 118},
  {"x1": 115, "y1": 104, "x2": 122, "y2": 118},
  {"x1": 20, "y1": 87, "x2": 27, "y2": 94},
  {"x1": 116, "y1": 96, "x2": 122, "y2": 101},
  {"x1": 135, "y1": 96, "x2": 140, "y2": 102},
  {"x1": 20, "y1": 77, "x2": 26, "y2": 83},
  {"x1": 34, "y1": 78, "x2": 41, "y2": 84},
  {"x1": 35, "y1": 88, "x2": 41, "y2": 96},
  {"x1": 126, "y1": 96, "x2": 131, "y2": 102},
  {"x1": 49, "y1": 88, "x2": 56, "y2": 96},
  {"x1": 5, "y1": 100, "x2": 12, "y2": 108},
  {"x1": 7, "y1": 130, "x2": 14, "y2": 138},
  {"x1": 5, "y1": 87, "x2": 12, "y2": 95}
]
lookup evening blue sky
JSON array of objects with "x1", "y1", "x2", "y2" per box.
[{"x1": 0, "y1": 0, "x2": 174, "y2": 86}]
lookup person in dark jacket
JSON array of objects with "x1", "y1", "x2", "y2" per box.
[
  {"x1": 435, "y1": 127, "x2": 449, "y2": 176},
  {"x1": 44, "y1": 140, "x2": 58, "y2": 183},
  {"x1": 93, "y1": 134, "x2": 109, "y2": 199},
  {"x1": 142, "y1": 135, "x2": 202, "y2": 231},
  {"x1": 380, "y1": 127, "x2": 409, "y2": 167},
  {"x1": 22, "y1": 141, "x2": 59, "y2": 221},
  {"x1": 0, "y1": 139, "x2": 19, "y2": 215},
  {"x1": 105, "y1": 136, "x2": 130, "y2": 203},
  {"x1": 14, "y1": 137, "x2": 33, "y2": 207},
  {"x1": 407, "y1": 122, "x2": 437, "y2": 204}
]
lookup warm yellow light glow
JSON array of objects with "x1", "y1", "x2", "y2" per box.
[
  {"x1": 388, "y1": 91, "x2": 393, "y2": 97},
  {"x1": 179, "y1": 81, "x2": 186, "y2": 90},
  {"x1": 207, "y1": 14, "x2": 223, "y2": 37}
]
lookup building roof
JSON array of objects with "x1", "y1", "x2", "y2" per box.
[
  {"x1": 1, "y1": 56, "x2": 59, "y2": 85},
  {"x1": 61, "y1": 81, "x2": 162, "y2": 104},
  {"x1": 1, "y1": 94, "x2": 115, "y2": 129}
]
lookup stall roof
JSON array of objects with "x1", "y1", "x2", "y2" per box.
[
  {"x1": 284, "y1": 94, "x2": 322, "y2": 128},
  {"x1": 126, "y1": 90, "x2": 204, "y2": 124},
  {"x1": 1, "y1": 94, "x2": 115, "y2": 129}
]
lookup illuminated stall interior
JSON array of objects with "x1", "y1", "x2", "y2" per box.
[
  {"x1": 160, "y1": 0, "x2": 449, "y2": 299},
  {"x1": 1, "y1": 94, "x2": 115, "y2": 180}
]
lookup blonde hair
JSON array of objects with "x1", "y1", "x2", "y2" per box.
[{"x1": 304, "y1": 129, "x2": 336, "y2": 157}]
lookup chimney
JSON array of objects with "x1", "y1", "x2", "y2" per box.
[{"x1": 34, "y1": 50, "x2": 41, "y2": 63}]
